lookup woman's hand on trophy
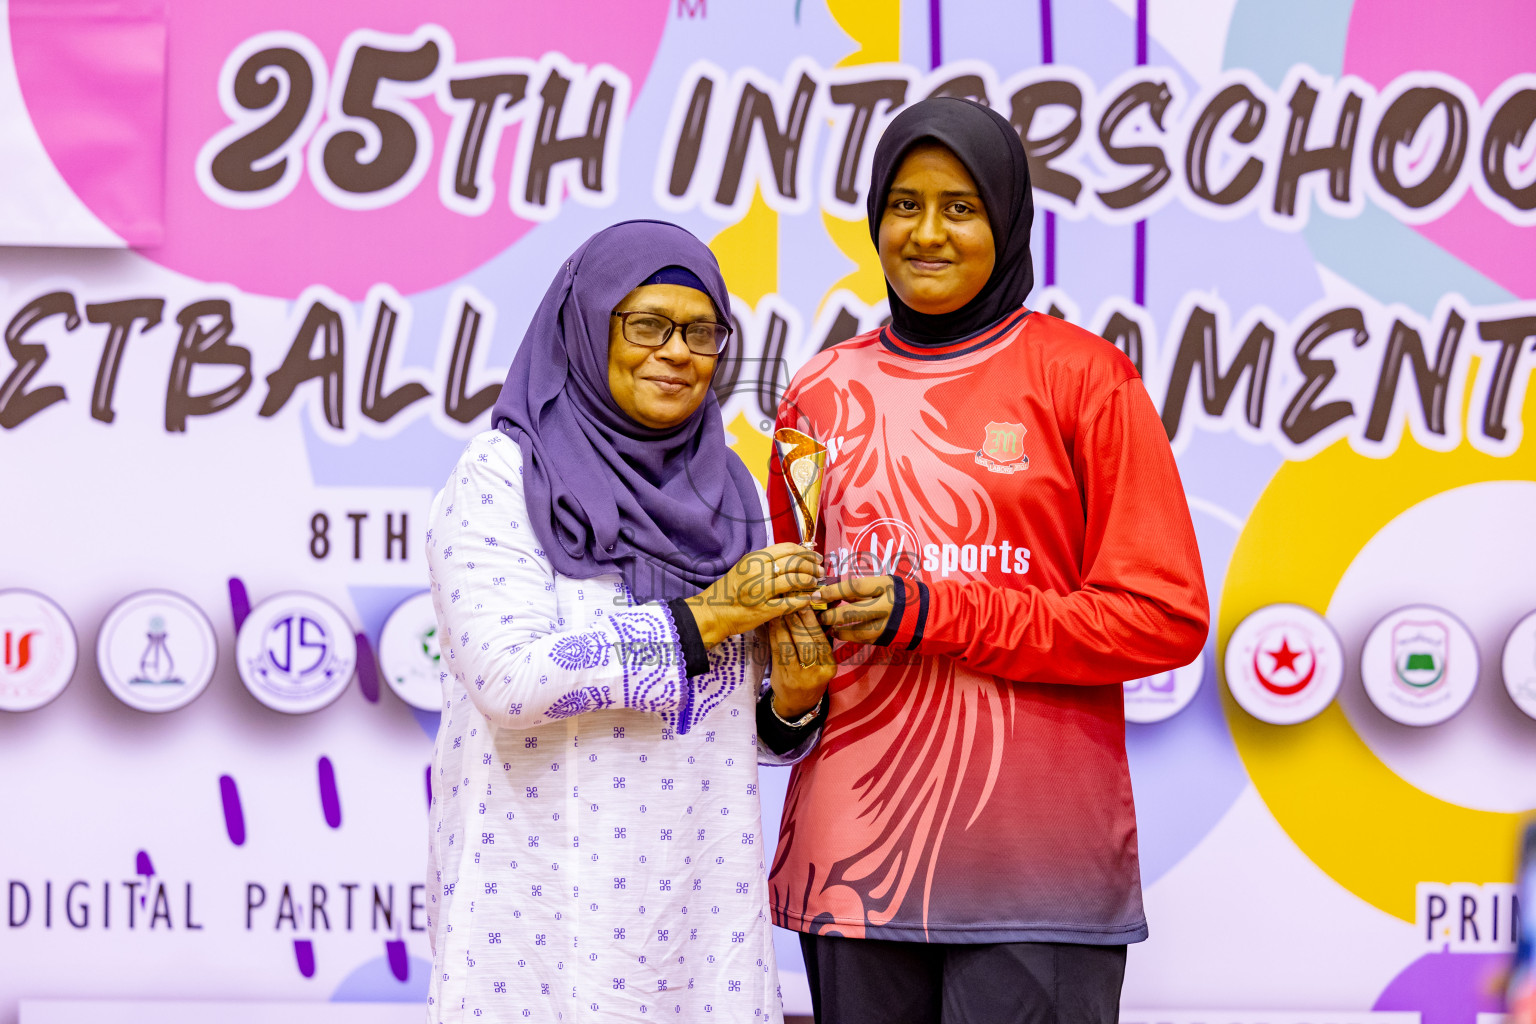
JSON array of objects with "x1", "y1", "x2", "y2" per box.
[
  {"x1": 815, "y1": 575, "x2": 897, "y2": 643},
  {"x1": 768, "y1": 606, "x2": 835, "y2": 718},
  {"x1": 685, "y1": 543, "x2": 824, "y2": 647}
]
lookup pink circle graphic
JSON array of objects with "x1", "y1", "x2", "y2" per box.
[
  {"x1": 1345, "y1": 0, "x2": 1536, "y2": 300},
  {"x1": 10, "y1": 1, "x2": 669, "y2": 299}
]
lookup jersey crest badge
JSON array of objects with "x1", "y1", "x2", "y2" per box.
[{"x1": 975, "y1": 421, "x2": 1029, "y2": 474}]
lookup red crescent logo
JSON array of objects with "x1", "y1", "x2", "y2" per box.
[{"x1": 1253, "y1": 634, "x2": 1316, "y2": 696}]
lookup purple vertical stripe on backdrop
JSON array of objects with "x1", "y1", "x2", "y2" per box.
[
  {"x1": 1132, "y1": 221, "x2": 1148, "y2": 305},
  {"x1": 1040, "y1": 0, "x2": 1056, "y2": 288},
  {"x1": 386, "y1": 939, "x2": 410, "y2": 982},
  {"x1": 1136, "y1": 0, "x2": 1148, "y2": 64},
  {"x1": 219, "y1": 774, "x2": 246, "y2": 845},
  {"x1": 356, "y1": 632, "x2": 380, "y2": 703},
  {"x1": 135, "y1": 850, "x2": 154, "y2": 876},
  {"x1": 425, "y1": 765, "x2": 433, "y2": 810},
  {"x1": 294, "y1": 939, "x2": 316, "y2": 979},
  {"x1": 1133, "y1": 0, "x2": 1148, "y2": 305},
  {"x1": 1039, "y1": 0, "x2": 1054, "y2": 64},
  {"x1": 227, "y1": 577, "x2": 251, "y2": 632},
  {"x1": 929, "y1": 0, "x2": 942, "y2": 69},
  {"x1": 318, "y1": 756, "x2": 342, "y2": 828},
  {"x1": 1044, "y1": 213, "x2": 1057, "y2": 287}
]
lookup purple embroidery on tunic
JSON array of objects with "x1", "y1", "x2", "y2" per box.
[
  {"x1": 609, "y1": 611, "x2": 680, "y2": 713},
  {"x1": 549, "y1": 631, "x2": 610, "y2": 671},
  {"x1": 690, "y1": 638, "x2": 745, "y2": 725},
  {"x1": 547, "y1": 686, "x2": 613, "y2": 719}
]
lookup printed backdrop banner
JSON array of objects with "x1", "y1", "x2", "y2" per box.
[{"x1": 1, "y1": 0, "x2": 1533, "y2": 1019}]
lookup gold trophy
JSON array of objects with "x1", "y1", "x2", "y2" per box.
[{"x1": 773, "y1": 427, "x2": 831, "y2": 608}]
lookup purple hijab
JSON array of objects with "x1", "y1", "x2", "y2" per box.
[{"x1": 490, "y1": 220, "x2": 765, "y2": 604}]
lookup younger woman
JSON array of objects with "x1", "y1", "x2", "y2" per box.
[{"x1": 768, "y1": 98, "x2": 1210, "y2": 1023}]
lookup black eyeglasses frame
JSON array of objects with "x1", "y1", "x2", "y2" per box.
[{"x1": 610, "y1": 310, "x2": 732, "y2": 356}]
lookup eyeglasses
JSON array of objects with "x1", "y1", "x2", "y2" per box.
[{"x1": 611, "y1": 310, "x2": 732, "y2": 356}]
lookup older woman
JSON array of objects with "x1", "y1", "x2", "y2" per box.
[{"x1": 425, "y1": 220, "x2": 832, "y2": 1022}]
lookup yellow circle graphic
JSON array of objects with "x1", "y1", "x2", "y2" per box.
[{"x1": 1220, "y1": 424, "x2": 1532, "y2": 921}]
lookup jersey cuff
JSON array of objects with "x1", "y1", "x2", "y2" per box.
[
  {"x1": 871, "y1": 578, "x2": 929, "y2": 650},
  {"x1": 869, "y1": 577, "x2": 907, "y2": 647}
]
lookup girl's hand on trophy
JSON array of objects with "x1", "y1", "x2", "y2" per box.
[
  {"x1": 768, "y1": 606, "x2": 835, "y2": 717},
  {"x1": 686, "y1": 543, "x2": 823, "y2": 646},
  {"x1": 816, "y1": 575, "x2": 896, "y2": 644}
]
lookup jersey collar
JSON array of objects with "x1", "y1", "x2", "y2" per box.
[{"x1": 878, "y1": 308, "x2": 1032, "y2": 360}]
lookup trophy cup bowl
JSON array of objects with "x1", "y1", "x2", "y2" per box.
[{"x1": 774, "y1": 427, "x2": 834, "y2": 607}]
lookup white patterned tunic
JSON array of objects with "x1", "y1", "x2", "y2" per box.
[{"x1": 425, "y1": 431, "x2": 785, "y2": 1023}]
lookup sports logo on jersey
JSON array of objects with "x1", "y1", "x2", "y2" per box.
[
  {"x1": 0, "y1": 589, "x2": 78, "y2": 712},
  {"x1": 845, "y1": 518, "x2": 923, "y2": 578},
  {"x1": 975, "y1": 421, "x2": 1029, "y2": 474},
  {"x1": 1361, "y1": 606, "x2": 1477, "y2": 726},
  {"x1": 1225, "y1": 604, "x2": 1343, "y2": 725}
]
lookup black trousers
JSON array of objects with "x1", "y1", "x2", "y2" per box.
[{"x1": 798, "y1": 933, "x2": 1127, "y2": 1024}]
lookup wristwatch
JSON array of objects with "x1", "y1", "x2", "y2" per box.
[{"x1": 770, "y1": 694, "x2": 824, "y2": 730}]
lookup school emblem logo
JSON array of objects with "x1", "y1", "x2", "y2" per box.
[
  {"x1": 1123, "y1": 654, "x2": 1205, "y2": 723},
  {"x1": 1502, "y1": 608, "x2": 1536, "y2": 722},
  {"x1": 1225, "y1": 604, "x2": 1343, "y2": 725},
  {"x1": 1361, "y1": 606, "x2": 1477, "y2": 727},
  {"x1": 975, "y1": 421, "x2": 1029, "y2": 474},
  {"x1": 1253, "y1": 628, "x2": 1317, "y2": 697},
  {"x1": 378, "y1": 590, "x2": 445, "y2": 711},
  {"x1": 0, "y1": 589, "x2": 78, "y2": 712},
  {"x1": 236, "y1": 592, "x2": 357, "y2": 714},
  {"x1": 97, "y1": 590, "x2": 218, "y2": 713},
  {"x1": 1392, "y1": 619, "x2": 1449, "y2": 692}
]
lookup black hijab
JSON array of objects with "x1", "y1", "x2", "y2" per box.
[{"x1": 867, "y1": 96, "x2": 1035, "y2": 346}]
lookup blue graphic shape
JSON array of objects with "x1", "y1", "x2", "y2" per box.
[
  {"x1": 1302, "y1": 207, "x2": 1515, "y2": 313},
  {"x1": 1225, "y1": 0, "x2": 1515, "y2": 315},
  {"x1": 1226, "y1": 0, "x2": 1354, "y2": 85},
  {"x1": 1125, "y1": 482, "x2": 1250, "y2": 884},
  {"x1": 331, "y1": 952, "x2": 431, "y2": 1002}
]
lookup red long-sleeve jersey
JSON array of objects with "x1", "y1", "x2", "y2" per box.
[{"x1": 767, "y1": 308, "x2": 1209, "y2": 943}]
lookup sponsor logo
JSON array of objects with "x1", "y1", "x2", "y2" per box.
[
  {"x1": 0, "y1": 590, "x2": 78, "y2": 713},
  {"x1": 1361, "y1": 606, "x2": 1477, "y2": 727},
  {"x1": 823, "y1": 434, "x2": 856, "y2": 468},
  {"x1": 1501, "y1": 608, "x2": 1536, "y2": 722},
  {"x1": 378, "y1": 590, "x2": 444, "y2": 712},
  {"x1": 236, "y1": 592, "x2": 357, "y2": 714},
  {"x1": 97, "y1": 590, "x2": 219, "y2": 713},
  {"x1": 841, "y1": 518, "x2": 923, "y2": 578},
  {"x1": 975, "y1": 420, "x2": 1029, "y2": 474},
  {"x1": 1124, "y1": 654, "x2": 1206, "y2": 723},
  {"x1": 1225, "y1": 604, "x2": 1343, "y2": 725},
  {"x1": 1416, "y1": 881, "x2": 1520, "y2": 949},
  {"x1": 826, "y1": 517, "x2": 1031, "y2": 579}
]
